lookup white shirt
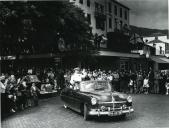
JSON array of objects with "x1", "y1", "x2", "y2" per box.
[
  {"x1": 129, "y1": 79, "x2": 133, "y2": 86},
  {"x1": 143, "y1": 78, "x2": 149, "y2": 87},
  {"x1": 107, "y1": 75, "x2": 113, "y2": 81},
  {"x1": 70, "y1": 73, "x2": 82, "y2": 85}
]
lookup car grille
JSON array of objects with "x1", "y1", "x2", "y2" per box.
[
  {"x1": 114, "y1": 103, "x2": 125, "y2": 108},
  {"x1": 99, "y1": 102, "x2": 128, "y2": 111}
]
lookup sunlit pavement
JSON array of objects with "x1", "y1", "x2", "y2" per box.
[{"x1": 1, "y1": 94, "x2": 169, "y2": 128}]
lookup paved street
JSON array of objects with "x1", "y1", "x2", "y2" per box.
[{"x1": 1, "y1": 94, "x2": 169, "y2": 128}]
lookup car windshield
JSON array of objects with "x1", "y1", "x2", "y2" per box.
[{"x1": 80, "y1": 81, "x2": 112, "y2": 92}]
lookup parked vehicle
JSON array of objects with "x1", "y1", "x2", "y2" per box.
[
  {"x1": 20, "y1": 75, "x2": 57, "y2": 95},
  {"x1": 60, "y1": 80, "x2": 134, "y2": 120}
]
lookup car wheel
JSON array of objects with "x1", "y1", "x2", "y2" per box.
[{"x1": 84, "y1": 104, "x2": 89, "y2": 121}]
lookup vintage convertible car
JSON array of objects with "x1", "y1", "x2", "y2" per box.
[{"x1": 60, "y1": 80, "x2": 134, "y2": 120}]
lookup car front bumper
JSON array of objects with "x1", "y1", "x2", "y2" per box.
[{"x1": 88, "y1": 107, "x2": 134, "y2": 116}]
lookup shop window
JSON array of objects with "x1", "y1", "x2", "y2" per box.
[{"x1": 120, "y1": 61, "x2": 129, "y2": 71}]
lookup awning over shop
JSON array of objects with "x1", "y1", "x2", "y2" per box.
[
  {"x1": 94, "y1": 51, "x2": 140, "y2": 58},
  {"x1": 151, "y1": 56, "x2": 169, "y2": 64}
]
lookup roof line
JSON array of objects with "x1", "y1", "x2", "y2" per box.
[{"x1": 112, "y1": 0, "x2": 130, "y2": 10}]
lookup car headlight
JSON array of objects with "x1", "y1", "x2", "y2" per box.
[
  {"x1": 127, "y1": 96, "x2": 132, "y2": 102},
  {"x1": 91, "y1": 97, "x2": 97, "y2": 105}
]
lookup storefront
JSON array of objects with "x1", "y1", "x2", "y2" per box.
[
  {"x1": 151, "y1": 56, "x2": 169, "y2": 70},
  {"x1": 92, "y1": 50, "x2": 141, "y2": 71}
]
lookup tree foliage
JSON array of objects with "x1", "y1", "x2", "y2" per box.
[{"x1": 0, "y1": 1, "x2": 93, "y2": 56}]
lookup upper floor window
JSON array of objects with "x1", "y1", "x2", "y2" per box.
[
  {"x1": 95, "y1": 2, "x2": 104, "y2": 13},
  {"x1": 108, "y1": 2, "x2": 112, "y2": 13},
  {"x1": 124, "y1": 10, "x2": 127, "y2": 20},
  {"x1": 100, "y1": 5, "x2": 104, "y2": 13},
  {"x1": 120, "y1": 8, "x2": 122, "y2": 18},
  {"x1": 87, "y1": 13, "x2": 91, "y2": 24},
  {"x1": 109, "y1": 18, "x2": 112, "y2": 28},
  {"x1": 87, "y1": 0, "x2": 90, "y2": 7},
  {"x1": 95, "y1": 2, "x2": 99, "y2": 11},
  {"x1": 159, "y1": 46, "x2": 162, "y2": 54},
  {"x1": 96, "y1": 18, "x2": 105, "y2": 30},
  {"x1": 79, "y1": 0, "x2": 83, "y2": 4},
  {"x1": 115, "y1": 18, "x2": 118, "y2": 29},
  {"x1": 114, "y1": 5, "x2": 117, "y2": 16}
]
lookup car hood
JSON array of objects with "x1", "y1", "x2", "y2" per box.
[{"x1": 81, "y1": 91, "x2": 128, "y2": 102}]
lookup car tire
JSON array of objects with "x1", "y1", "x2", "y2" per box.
[{"x1": 84, "y1": 104, "x2": 89, "y2": 121}]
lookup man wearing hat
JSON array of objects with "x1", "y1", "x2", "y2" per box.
[{"x1": 70, "y1": 67, "x2": 82, "y2": 86}]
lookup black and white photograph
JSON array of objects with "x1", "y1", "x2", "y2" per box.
[{"x1": 0, "y1": 0, "x2": 169, "y2": 128}]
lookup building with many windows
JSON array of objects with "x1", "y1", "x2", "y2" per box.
[
  {"x1": 69, "y1": 0, "x2": 145, "y2": 71},
  {"x1": 69, "y1": 0, "x2": 169, "y2": 71},
  {"x1": 69, "y1": 0, "x2": 130, "y2": 37}
]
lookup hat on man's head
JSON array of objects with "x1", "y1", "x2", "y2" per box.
[{"x1": 74, "y1": 67, "x2": 80, "y2": 71}]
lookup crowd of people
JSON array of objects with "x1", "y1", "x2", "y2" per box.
[
  {"x1": 0, "y1": 68, "x2": 65, "y2": 118},
  {"x1": 0, "y1": 74, "x2": 41, "y2": 117},
  {"x1": 64, "y1": 67, "x2": 169, "y2": 95},
  {"x1": 1, "y1": 66, "x2": 169, "y2": 117}
]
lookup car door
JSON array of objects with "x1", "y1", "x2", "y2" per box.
[
  {"x1": 70, "y1": 89, "x2": 82, "y2": 112},
  {"x1": 61, "y1": 86, "x2": 74, "y2": 107}
]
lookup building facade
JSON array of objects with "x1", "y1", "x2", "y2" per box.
[
  {"x1": 69, "y1": 0, "x2": 130, "y2": 37},
  {"x1": 143, "y1": 35, "x2": 169, "y2": 57}
]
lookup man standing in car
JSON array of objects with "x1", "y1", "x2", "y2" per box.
[{"x1": 70, "y1": 67, "x2": 82, "y2": 88}]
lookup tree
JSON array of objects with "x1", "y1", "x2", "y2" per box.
[{"x1": 0, "y1": 1, "x2": 93, "y2": 56}]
